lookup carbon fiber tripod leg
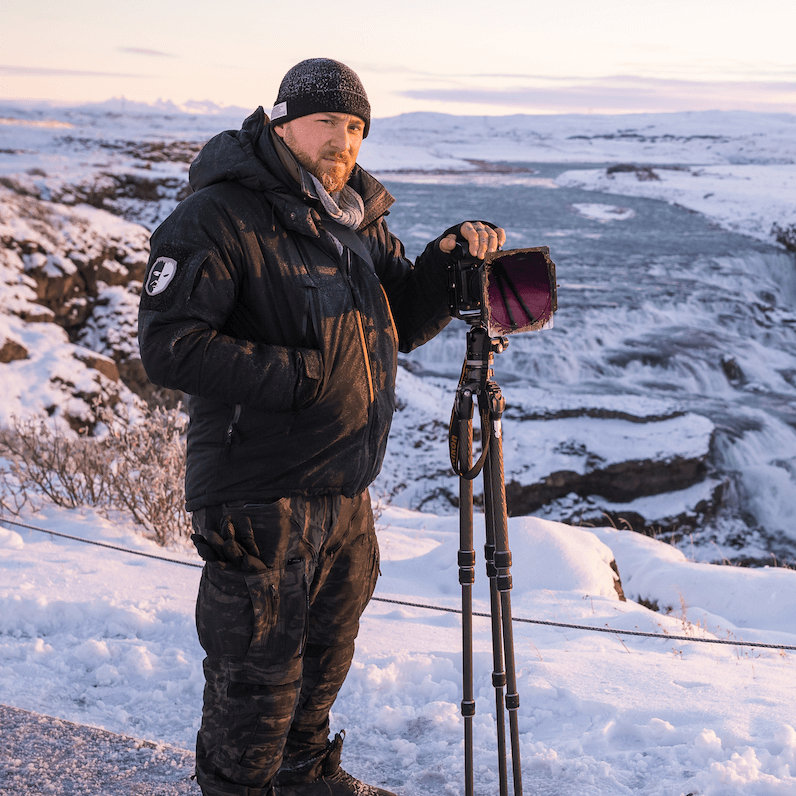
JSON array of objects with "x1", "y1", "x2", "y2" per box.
[
  {"x1": 456, "y1": 388, "x2": 476, "y2": 796},
  {"x1": 482, "y1": 384, "x2": 523, "y2": 796}
]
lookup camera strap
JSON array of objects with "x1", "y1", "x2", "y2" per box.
[
  {"x1": 449, "y1": 400, "x2": 492, "y2": 481},
  {"x1": 321, "y1": 218, "x2": 376, "y2": 271}
]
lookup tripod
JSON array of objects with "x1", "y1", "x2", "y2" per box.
[{"x1": 449, "y1": 323, "x2": 523, "y2": 796}]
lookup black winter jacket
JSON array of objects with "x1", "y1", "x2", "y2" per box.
[{"x1": 138, "y1": 108, "x2": 452, "y2": 511}]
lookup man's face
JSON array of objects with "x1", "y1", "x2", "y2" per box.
[{"x1": 274, "y1": 112, "x2": 365, "y2": 194}]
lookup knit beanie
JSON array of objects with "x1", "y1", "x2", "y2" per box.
[{"x1": 271, "y1": 58, "x2": 371, "y2": 138}]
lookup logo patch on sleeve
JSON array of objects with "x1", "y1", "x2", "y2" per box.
[{"x1": 146, "y1": 256, "x2": 178, "y2": 296}]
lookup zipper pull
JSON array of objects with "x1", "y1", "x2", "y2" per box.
[{"x1": 225, "y1": 404, "x2": 242, "y2": 446}]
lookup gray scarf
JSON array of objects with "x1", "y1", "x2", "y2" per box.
[
  {"x1": 267, "y1": 128, "x2": 365, "y2": 232},
  {"x1": 309, "y1": 174, "x2": 365, "y2": 231}
]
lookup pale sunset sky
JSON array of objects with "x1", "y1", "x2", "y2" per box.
[{"x1": 2, "y1": 0, "x2": 795, "y2": 116}]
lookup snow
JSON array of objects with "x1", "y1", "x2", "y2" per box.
[
  {"x1": 2, "y1": 104, "x2": 794, "y2": 253},
  {"x1": 2, "y1": 505, "x2": 796, "y2": 795},
  {"x1": 556, "y1": 164, "x2": 796, "y2": 246},
  {"x1": 1, "y1": 99, "x2": 796, "y2": 793},
  {"x1": 571, "y1": 203, "x2": 636, "y2": 223}
]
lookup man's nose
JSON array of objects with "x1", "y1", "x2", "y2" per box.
[{"x1": 329, "y1": 125, "x2": 353, "y2": 152}]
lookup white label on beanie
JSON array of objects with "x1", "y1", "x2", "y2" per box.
[{"x1": 271, "y1": 101, "x2": 287, "y2": 120}]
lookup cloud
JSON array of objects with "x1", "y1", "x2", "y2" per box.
[
  {"x1": 118, "y1": 47, "x2": 175, "y2": 58},
  {"x1": 0, "y1": 64, "x2": 152, "y2": 79},
  {"x1": 400, "y1": 75, "x2": 796, "y2": 113}
]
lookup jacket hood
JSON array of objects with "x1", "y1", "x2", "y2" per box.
[{"x1": 188, "y1": 107, "x2": 393, "y2": 230}]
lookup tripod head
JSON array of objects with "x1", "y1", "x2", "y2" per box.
[{"x1": 450, "y1": 323, "x2": 509, "y2": 481}]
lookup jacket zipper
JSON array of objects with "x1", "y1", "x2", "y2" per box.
[
  {"x1": 354, "y1": 309, "x2": 375, "y2": 404},
  {"x1": 225, "y1": 404, "x2": 242, "y2": 447},
  {"x1": 342, "y1": 249, "x2": 376, "y2": 405},
  {"x1": 380, "y1": 284, "x2": 399, "y2": 347},
  {"x1": 341, "y1": 247, "x2": 381, "y2": 493}
]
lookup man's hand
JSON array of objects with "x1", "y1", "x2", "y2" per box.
[
  {"x1": 191, "y1": 515, "x2": 267, "y2": 572},
  {"x1": 439, "y1": 221, "x2": 507, "y2": 260}
]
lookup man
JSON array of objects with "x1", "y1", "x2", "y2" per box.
[{"x1": 138, "y1": 58, "x2": 505, "y2": 796}]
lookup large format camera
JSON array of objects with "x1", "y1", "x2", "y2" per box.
[{"x1": 448, "y1": 246, "x2": 557, "y2": 337}]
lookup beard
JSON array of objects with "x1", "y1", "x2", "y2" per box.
[{"x1": 282, "y1": 129, "x2": 356, "y2": 194}]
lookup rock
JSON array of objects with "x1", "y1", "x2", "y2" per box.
[
  {"x1": 500, "y1": 408, "x2": 714, "y2": 511},
  {"x1": 771, "y1": 221, "x2": 796, "y2": 253},
  {"x1": 74, "y1": 348, "x2": 120, "y2": 382},
  {"x1": 606, "y1": 163, "x2": 660, "y2": 181},
  {"x1": 505, "y1": 453, "x2": 708, "y2": 514},
  {"x1": 377, "y1": 368, "x2": 722, "y2": 536},
  {"x1": 534, "y1": 478, "x2": 728, "y2": 539},
  {"x1": 0, "y1": 337, "x2": 28, "y2": 363},
  {"x1": 0, "y1": 186, "x2": 151, "y2": 421},
  {"x1": 118, "y1": 358, "x2": 184, "y2": 409}
]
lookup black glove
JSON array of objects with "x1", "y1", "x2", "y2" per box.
[{"x1": 191, "y1": 515, "x2": 267, "y2": 572}]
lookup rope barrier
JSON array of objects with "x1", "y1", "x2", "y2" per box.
[
  {"x1": 3, "y1": 515, "x2": 795, "y2": 652},
  {"x1": 371, "y1": 596, "x2": 796, "y2": 650},
  {"x1": 0, "y1": 516, "x2": 202, "y2": 568}
]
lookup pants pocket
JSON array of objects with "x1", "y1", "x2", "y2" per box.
[
  {"x1": 206, "y1": 680, "x2": 299, "y2": 789},
  {"x1": 245, "y1": 564, "x2": 307, "y2": 673},
  {"x1": 197, "y1": 561, "x2": 309, "y2": 677},
  {"x1": 196, "y1": 565, "x2": 267, "y2": 658}
]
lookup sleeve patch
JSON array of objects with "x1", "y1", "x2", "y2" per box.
[{"x1": 146, "y1": 256, "x2": 178, "y2": 296}]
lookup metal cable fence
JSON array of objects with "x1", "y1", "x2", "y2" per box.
[{"x1": 3, "y1": 515, "x2": 795, "y2": 652}]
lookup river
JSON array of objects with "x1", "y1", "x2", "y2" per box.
[{"x1": 379, "y1": 166, "x2": 796, "y2": 561}]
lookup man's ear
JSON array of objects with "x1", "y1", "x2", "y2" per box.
[{"x1": 273, "y1": 123, "x2": 286, "y2": 139}]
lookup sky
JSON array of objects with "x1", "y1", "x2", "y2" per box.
[{"x1": 1, "y1": 0, "x2": 796, "y2": 117}]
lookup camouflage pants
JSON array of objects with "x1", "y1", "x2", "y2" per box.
[{"x1": 191, "y1": 492, "x2": 380, "y2": 796}]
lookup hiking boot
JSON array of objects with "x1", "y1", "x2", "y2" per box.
[{"x1": 274, "y1": 732, "x2": 397, "y2": 796}]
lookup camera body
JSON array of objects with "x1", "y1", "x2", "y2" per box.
[{"x1": 447, "y1": 246, "x2": 558, "y2": 337}]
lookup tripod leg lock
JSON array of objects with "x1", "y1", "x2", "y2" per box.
[
  {"x1": 505, "y1": 692, "x2": 520, "y2": 711},
  {"x1": 492, "y1": 671, "x2": 506, "y2": 688},
  {"x1": 497, "y1": 574, "x2": 513, "y2": 591},
  {"x1": 461, "y1": 700, "x2": 476, "y2": 717},
  {"x1": 458, "y1": 549, "x2": 476, "y2": 585},
  {"x1": 484, "y1": 544, "x2": 497, "y2": 578}
]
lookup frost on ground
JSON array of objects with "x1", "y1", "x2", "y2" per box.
[
  {"x1": 1, "y1": 506, "x2": 795, "y2": 795},
  {"x1": 0, "y1": 703, "x2": 195, "y2": 795}
]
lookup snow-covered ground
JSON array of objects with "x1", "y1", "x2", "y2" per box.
[
  {"x1": 1, "y1": 101, "x2": 796, "y2": 793},
  {"x1": 363, "y1": 110, "x2": 796, "y2": 250},
  {"x1": 1, "y1": 505, "x2": 795, "y2": 795}
]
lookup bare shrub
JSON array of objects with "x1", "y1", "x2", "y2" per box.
[
  {"x1": 99, "y1": 403, "x2": 190, "y2": 545},
  {"x1": 0, "y1": 403, "x2": 190, "y2": 546},
  {"x1": 0, "y1": 416, "x2": 111, "y2": 510}
]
